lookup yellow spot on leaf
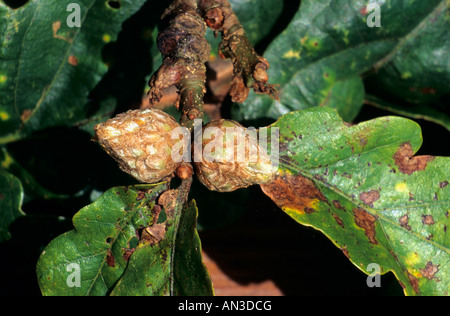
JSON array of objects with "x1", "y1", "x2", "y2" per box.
[
  {"x1": 405, "y1": 252, "x2": 420, "y2": 266},
  {"x1": 0, "y1": 111, "x2": 9, "y2": 121},
  {"x1": 1, "y1": 152, "x2": 13, "y2": 168},
  {"x1": 408, "y1": 268, "x2": 423, "y2": 279},
  {"x1": 102, "y1": 34, "x2": 111, "y2": 43},
  {"x1": 0, "y1": 75, "x2": 7, "y2": 84},
  {"x1": 284, "y1": 207, "x2": 305, "y2": 216},
  {"x1": 402, "y1": 72, "x2": 412, "y2": 79},
  {"x1": 395, "y1": 182, "x2": 408, "y2": 193},
  {"x1": 342, "y1": 30, "x2": 349, "y2": 44},
  {"x1": 283, "y1": 50, "x2": 301, "y2": 59},
  {"x1": 300, "y1": 36, "x2": 308, "y2": 45},
  {"x1": 306, "y1": 38, "x2": 321, "y2": 49},
  {"x1": 52, "y1": 21, "x2": 74, "y2": 44},
  {"x1": 282, "y1": 198, "x2": 320, "y2": 216}
]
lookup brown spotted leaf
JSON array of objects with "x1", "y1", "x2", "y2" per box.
[
  {"x1": 36, "y1": 183, "x2": 213, "y2": 296},
  {"x1": 261, "y1": 107, "x2": 450, "y2": 296},
  {"x1": 0, "y1": 0, "x2": 147, "y2": 142}
]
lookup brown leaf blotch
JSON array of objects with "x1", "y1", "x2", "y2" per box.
[
  {"x1": 422, "y1": 214, "x2": 435, "y2": 226},
  {"x1": 122, "y1": 248, "x2": 135, "y2": 262},
  {"x1": 420, "y1": 262, "x2": 439, "y2": 281},
  {"x1": 399, "y1": 214, "x2": 411, "y2": 230},
  {"x1": 393, "y1": 142, "x2": 434, "y2": 175},
  {"x1": 359, "y1": 190, "x2": 380, "y2": 207},
  {"x1": 332, "y1": 213, "x2": 345, "y2": 228},
  {"x1": 140, "y1": 224, "x2": 166, "y2": 245},
  {"x1": 332, "y1": 200, "x2": 345, "y2": 210},
  {"x1": 305, "y1": 207, "x2": 315, "y2": 214},
  {"x1": 407, "y1": 272, "x2": 420, "y2": 294},
  {"x1": 158, "y1": 189, "x2": 179, "y2": 218},
  {"x1": 106, "y1": 249, "x2": 115, "y2": 267},
  {"x1": 68, "y1": 55, "x2": 78, "y2": 66},
  {"x1": 353, "y1": 207, "x2": 378, "y2": 245},
  {"x1": 261, "y1": 173, "x2": 327, "y2": 213},
  {"x1": 341, "y1": 247, "x2": 350, "y2": 259}
]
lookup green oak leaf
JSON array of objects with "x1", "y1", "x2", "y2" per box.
[
  {"x1": 0, "y1": 168, "x2": 25, "y2": 242},
  {"x1": 366, "y1": 0, "x2": 449, "y2": 105},
  {"x1": 365, "y1": 95, "x2": 450, "y2": 132},
  {"x1": 364, "y1": 0, "x2": 449, "y2": 131},
  {"x1": 233, "y1": 0, "x2": 447, "y2": 122},
  {"x1": 261, "y1": 107, "x2": 449, "y2": 296},
  {"x1": 36, "y1": 183, "x2": 213, "y2": 296},
  {"x1": 110, "y1": 199, "x2": 213, "y2": 296},
  {"x1": 0, "y1": 0, "x2": 147, "y2": 143}
]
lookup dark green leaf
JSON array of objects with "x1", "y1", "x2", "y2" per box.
[
  {"x1": 366, "y1": 0, "x2": 449, "y2": 105},
  {"x1": 0, "y1": 0, "x2": 147, "y2": 143},
  {"x1": 365, "y1": 95, "x2": 450, "y2": 132},
  {"x1": 0, "y1": 168, "x2": 24, "y2": 242},
  {"x1": 233, "y1": 0, "x2": 446, "y2": 122},
  {"x1": 173, "y1": 200, "x2": 214, "y2": 296}
]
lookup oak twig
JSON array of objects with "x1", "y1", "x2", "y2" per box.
[
  {"x1": 199, "y1": 0, "x2": 278, "y2": 103},
  {"x1": 148, "y1": 0, "x2": 210, "y2": 131},
  {"x1": 149, "y1": 0, "x2": 278, "y2": 132}
]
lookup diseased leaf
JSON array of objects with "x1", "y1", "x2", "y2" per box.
[
  {"x1": 111, "y1": 199, "x2": 213, "y2": 296},
  {"x1": 261, "y1": 107, "x2": 449, "y2": 296},
  {"x1": 0, "y1": 0, "x2": 147, "y2": 143},
  {"x1": 0, "y1": 168, "x2": 24, "y2": 242},
  {"x1": 36, "y1": 183, "x2": 213, "y2": 296},
  {"x1": 233, "y1": 0, "x2": 447, "y2": 122}
]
